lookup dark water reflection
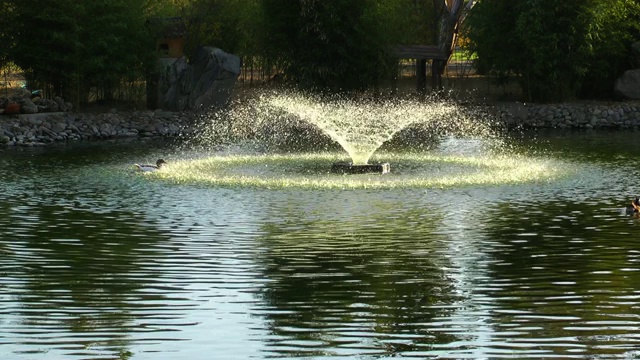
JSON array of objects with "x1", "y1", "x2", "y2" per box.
[{"x1": 2, "y1": 133, "x2": 640, "y2": 359}]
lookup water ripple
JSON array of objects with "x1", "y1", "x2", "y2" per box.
[{"x1": 2, "y1": 137, "x2": 640, "y2": 359}]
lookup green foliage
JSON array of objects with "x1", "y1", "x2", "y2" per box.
[
  {"x1": 578, "y1": 0, "x2": 640, "y2": 98},
  {"x1": 175, "y1": 0, "x2": 446, "y2": 91},
  {"x1": 2, "y1": 0, "x2": 463, "y2": 101},
  {"x1": 10, "y1": 0, "x2": 81, "y2": 95},
  {"x1": 170, "y1": 0, "x2": 437, "y2": 90},
  {"x1": 143, "y1": 0, "x2": 187, "y2": 17},
  {"x1": 78, "y1": 0, "x2": 157, "y2": 101},
  {"x1": 0, "y1": 0, "x2": 14, "y2": 66},
  {"x1": 258, "y1": 0, "x2": 415, "y2": 91},
  {"x1": 465, "y1": 0, "x2": 640, "y2": 102},
  {"x1": 179, "y1": 0, "x2": 252, "y2": 55},
  {"x1": 7, "y1": 0, "x2": 159, "y2": 105}
]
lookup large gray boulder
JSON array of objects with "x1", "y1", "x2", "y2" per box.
[
  {"x1": 157, "y1": 47, "x2": 241, "y2": 111},
  {"x1": 615, "y1": 69, "x2": 640, "y2": 100}
]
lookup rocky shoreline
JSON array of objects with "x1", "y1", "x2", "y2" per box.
[
  {"x1": 0, "y1": 109, "x2": 198, "y2": 147},
  {"x1": 2, "y1": 100, "x2": 640, "y2": 147},
  {"x1": 495, "y1": 100, "x2": 640, "y2": 129}
]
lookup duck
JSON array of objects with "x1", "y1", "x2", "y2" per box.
[
  {"x1": 134, "y1": 159, "x2": 166, "y2": 172},
  {"x1": 626, "y1": 197, "x2": 640, "y2": 215}
]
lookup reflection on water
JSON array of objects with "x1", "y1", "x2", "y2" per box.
[
  {"x1": 152, "y1": 151, "x2": 569, "y2": 189},
  {"x1": 2, "y1": 133, "x2": 640, "y2": 359}
]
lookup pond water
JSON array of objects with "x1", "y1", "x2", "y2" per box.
[{"x1": 2, "y1": 131, "x2": 640, "y2": 359}]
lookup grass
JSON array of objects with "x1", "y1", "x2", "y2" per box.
[{"x1": 450, "y1": 49, "x2": 477, "y2": 62}]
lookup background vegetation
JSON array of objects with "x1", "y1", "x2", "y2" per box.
[
  {"x1": 177, "y1": 0, "x2": 440, "y2": 91},
  {"x1": 465, "y1": 0, "x2": 640, "y2": 102},
  {"x1": 1, "y1": 0, "x2": 639, "y2": 106}
]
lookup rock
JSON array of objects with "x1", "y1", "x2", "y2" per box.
[
  {"x1": 11, "y1": 88, "x2": 31, "y2": 102},
  {"x1": 41, "y1": 126, "x2": 56, "y2": 137},
  {"x1": 154, "y1": 110, "x2": 175, "y2": 119},
  {"x1": 54, "y1": 96, "x2": 67, "y2": 112},
  {"x1": 615, "y1": 69, "x2": 640, "y2": 100},
  {"x1": 157, "y1": 47, "x2": 241, "y2": 111},
  {"x1": 34, "y1": 98, "x2": 59, "y2": 112},
  {"x1": 52, "y1": 122, "x2": 67, "y2": 133},
  {"x1": 26, "y1": 116, "x2": 43, "y2": 126},
  {"x1": 20, "y1": 99, "x2": 38, "y2": 114}
]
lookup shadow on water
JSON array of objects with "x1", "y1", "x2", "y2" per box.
[
  {"x1": 0, "y1": 139, "x2": 192, "y2": 359},
  {"x1": 254, "y1": 207, "x2": 459, "y2": 357},
  {"x1": 4, "y1": 206, "x2": 172, "y2": 358},
  {"x1": 476, "y1": 200, "x2": 640, "y2": 356}
]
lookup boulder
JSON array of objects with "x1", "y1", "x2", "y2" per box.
[
  {"x1": 11, "y1": 88, "x2": 31, "y2": 102},
  {"x1": 54, "y1": 96, "x2": 67, "y2": 112},
  {"x1": 20, "y1": 99, "x2": 38, "y2": 114},
  {"x1": 615, "y1": 69, "x2": 640, "y2": 100},
  {"x1": 34, "y1": 98, "x2": 59, "y2": 112},
  {"x1": 157, "y1": 47, "x2": 241, "y2": 111},
  {"x1": 2, "y1": 90, "x2": 70, "y2": 115}
]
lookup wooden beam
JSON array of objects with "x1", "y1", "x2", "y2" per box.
[{"x1": 388, "y1": 45, "x2": 448, "y2": 60}]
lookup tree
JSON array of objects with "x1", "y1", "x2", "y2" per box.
[
  {"x1": 177, "y1": 0, "x2": 446, "y2": 91},
  {"x1": 578, "y1": 0, "x2": 640, "y2": 98},
  {"x1": 465, "y1": 0, "x2": 640, "y2": 102},
  {"x1": 0, "y1": 0, "x2": 14, "y2": 67},
  {"x1": 178, "y1": 0, "x2": 251, "y2": 56},
  {"x1": 78, "y1": 0, "x2": 157, "y2": 102},
  {"x1": 8, "y1": 0, "x2": 165, "y2": 106},
  {"x1": 259, "y1": 0, "x2": 412, "y2": 91},
  {"x1": 10, "y1": 0, "x2": 82, "y2": 97}
]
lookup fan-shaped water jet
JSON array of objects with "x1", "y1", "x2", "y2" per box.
[
  {"x1": 258, "y1": 91, "x2": 490, "y2": 174},
  {"x1": 164, "y1": 90, "x2": 568, "y2": 188}
]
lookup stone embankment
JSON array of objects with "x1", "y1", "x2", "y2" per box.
[
  {"x1": 495, "y1": 101, "x2": 640, "y2": 129},
  {"x1": 2, "y1": 100, "x2": 640, "y2": 147},
  {"x1": 0, "y1": 110, "x2": 198, "y2": 146},
  {"x1": 1, "y1": 87, "x2": 201, "y2": 146}
]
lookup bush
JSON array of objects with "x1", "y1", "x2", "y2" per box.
[{"x1": 465, "y1": 0, "x2": 640, "y2": 102}]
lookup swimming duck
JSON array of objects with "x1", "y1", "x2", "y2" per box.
[
  {"x1": 134, "y1": 159, "x2": 166, "y2": 172},
  {"x1": 626, "y1": 197, "x2": 640, "y2": 215}
]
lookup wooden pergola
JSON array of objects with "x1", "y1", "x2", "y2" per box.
[
  {"x1": 389, "y1": 45, "x2": 449, "y2": 92},
  {"x1": 388, "y1": 0, "x2": 474, "y2": 92}
]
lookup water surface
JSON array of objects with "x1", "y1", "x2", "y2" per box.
[{"x1": 2, "y1": 132, "x2": 640, "y2": 359}]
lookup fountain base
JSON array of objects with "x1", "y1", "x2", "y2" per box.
[{"x1": 331, "y1": 162, "x2": 390, "y2": 175}]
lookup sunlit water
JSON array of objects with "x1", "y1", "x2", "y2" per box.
[
  {"x1": 2, "y1": 129, "x2": 640, "y2": 359},
  {"x1": 152, "y1": 151, "x2": 568, "y2": 189}
]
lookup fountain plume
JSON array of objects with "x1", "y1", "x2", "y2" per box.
[{"x1": 188, "y1": 89, "x2": 501, "y2": 165}]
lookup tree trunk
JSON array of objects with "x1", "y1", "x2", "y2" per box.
[{"x1": 433, "y1": 0, "x2": 473, "y2": 88}]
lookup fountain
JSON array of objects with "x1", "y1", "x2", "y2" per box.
[
  {"x1": 155, "y1": 90, "x2": 567, "y2": 188},
  {"x1": 262, "y1": 92, "x2": 460, "y2": 174}
]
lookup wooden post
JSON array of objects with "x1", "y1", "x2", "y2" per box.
[
  {"x1": 417, "y1": 59, "x2": 427, "y2": 93},
  {"x1": 431, "y1": 60, "x2": 440, "y2": 90}
]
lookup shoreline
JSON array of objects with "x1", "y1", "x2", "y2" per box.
[
  {"x1": 0, "y1": 109, "x2": 198, "y2": 147},
  {"x1": 2, "y1": 100, "x2": 640, "y2": 147}
]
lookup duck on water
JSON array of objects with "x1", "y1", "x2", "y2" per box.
[
  {"x1": 134, "y1": 159, "x2": 166, "y2": 172},
  {"x1": 625, "y1": 197, "x2": 640, "y2": 215}
]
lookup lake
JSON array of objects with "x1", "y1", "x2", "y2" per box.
[{"x1": 2, "y1": 130, "x2": 640, "y2": 359}]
